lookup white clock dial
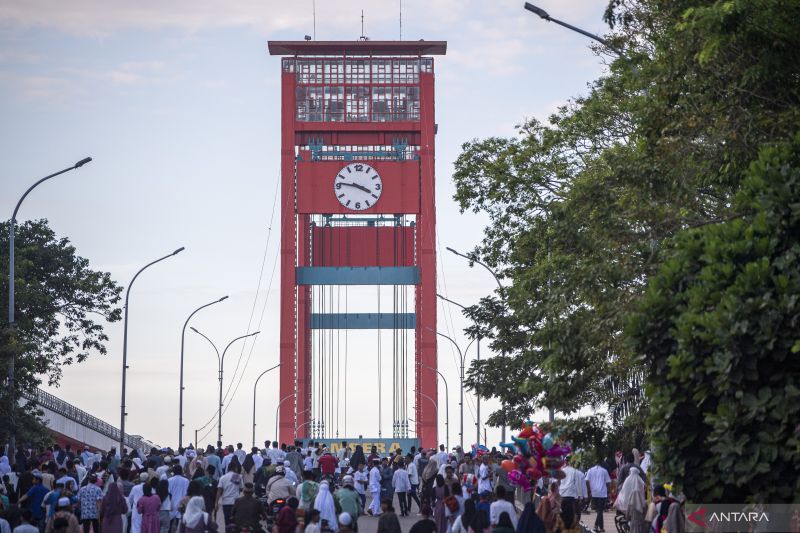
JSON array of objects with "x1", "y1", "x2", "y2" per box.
[{"x1": 334, "y1": 162, "x2": 382, "y2": 211}]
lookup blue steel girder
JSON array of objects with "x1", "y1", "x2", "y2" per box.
[
  {"x1": 311, "y1": 312, "x2": 416, "y2": 329},
  {"x1": 296, "y1": 266, "x2": 419, "y2": 285}
]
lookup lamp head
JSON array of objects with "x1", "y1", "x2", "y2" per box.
[
  {"x1": 524, "y1": 2, "x2": 550, "y2": 19},
  {"x1": 190, "y1": 327, "x2": 199, "y2": 334},
  {"x1": 445, "y1": 246, "x2": 459, "y2": 255},
  {"x1": 173, "y1": 247, "x2": 185, "y2": 255},
  {"x1": 218, "y1": 295, "x2": 229, "y2": 302},
  {"x1": 74, "y1": 157, "x2": 92, "y2": 168}
]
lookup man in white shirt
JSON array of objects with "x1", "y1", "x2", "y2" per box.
[
  {"x1": 336, "y1": 441, "x2": 348, "y2": 462},
  {"x1": 586, "y1": 462, "x2": 612, "y2": 532},
  {"x1": 559, "y1": 460, "x2": 581, "y2": 530},
  {"x1": 489, "y1": 486, "x2": 518, "y2": 527},
  {"x1": 266, "y1": 442, "x2": 285, "y2": 466},
  {"x1": 216, "y1": 463, "x2": 243, "y2": 528},
  {"x1": 155, "y1": 456, "x2": 172, "y2": 479},
  {"x1": 367, "y1": 459, "x2": 382, "y2": 516},
  {"x1": 575, "y1": 467, "x2": 587, "y2": 525},
  {"x1": 477, "y1": 457, "x2": 493, "y2": 494},
  {"x1": 406, "y1": 458, "x2": 421, "y2": 513},
  {"x1": 234, "y1": 444, "x2": 247, "y2": 464},
  {"x1": 167, "y1": 465, "x2": 189, "y2": 525},
  {"x1": 353, "y1": 463, "x2": 368, "y2": 509},
  {"x1": 434, "y1": 445, "x2": 449, "y2": 467}
]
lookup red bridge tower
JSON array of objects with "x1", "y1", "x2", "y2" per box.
[{"x1": 269, "y1": 40, "x2": 446, "y2": 448}]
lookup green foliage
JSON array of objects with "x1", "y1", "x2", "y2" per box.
[
  {"x1": 630, "y1": 136, "x2": 800, "y2": 503},
  {"x1": 453, "y1": 0, "x2": 800, "y2": 502},
  {"x1": 0, "y1": 219, "x2": 122, "y2": 444}
]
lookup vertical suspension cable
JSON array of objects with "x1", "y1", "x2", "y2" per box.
[
  {"x1": 344, "y1": 286, "x2": 348, "y2": 437},
  {"x1": 377, "y1": 285, "x2": 382, "y2": 437}
]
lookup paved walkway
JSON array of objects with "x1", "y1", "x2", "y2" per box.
[{"x1": 357, "y1": 495, "x2": 425, "y2": 533}]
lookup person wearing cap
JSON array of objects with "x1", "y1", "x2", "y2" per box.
[
  {"x1": 334, "y1": 476, "x2": 362, "y2": 532},
  {"x1": 231, "y1": 482, "x2": 266, "y2": 532},
  {"x1": 337, "y1": 512, "x2": 355, "y2": 533},
  {"x1": 265, "y1": 466, "x2": 295, "y2": 504},
  {"x1": 44, "y1": 497, "x2": 79, "y2": 533},
  {"x1": 18, "y1": 472, "x2": 48, "y2": 529},
  {"x1": 127, "y1": 473, "x2": 149, "y2": 533}
]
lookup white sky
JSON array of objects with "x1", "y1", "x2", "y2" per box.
[{"x1": 0, "y1": 0, "x2": 608, "y2": 450}]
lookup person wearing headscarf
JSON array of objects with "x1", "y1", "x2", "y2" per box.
[
  {"x1": 100, "y1": 481, "x2": 129, "y2": 533},
  {"x1": 349, "y1": 446, "x2": 366, "y2": 474},
  {"x1": 0, "y1": 457, "x2": 11, "y2": 477},
  {"x1": 535, "y1": 482, "x2": 562, "y2": 533},
  {"x1": 179, "y1": 496, "x2": 215, "y2": 533},
  {"x1": 314, "y1": 481, "x2": 338, "y2": 532},
  {"x1": 283, "y1": 461, "x2": 299, "y2": 485},
  {"x1": 515, "y1": 502, "x2": 545, "y2": 533},
  {"x1": 615, "y1": 467, "x2": 646, "y2": 533},
  {"x1": 137, "y1": 481, "x2": 162, "y2": 533},
  {"x1": 241, "y1": 453, "x2": 257, "y2": 485}
]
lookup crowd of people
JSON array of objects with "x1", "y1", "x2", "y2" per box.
[{"x1": 1, "y1": 441, "x2": 683, "y2": 533}]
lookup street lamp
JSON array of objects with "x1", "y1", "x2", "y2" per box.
[
  {"x1": 120, "y1": 246, "x2": 186, "y2": 453},
  {"x1": 179, "y1": 296, "x2": 228, "y2": 447},
  {"x1": 275, "y1": 393, "x2": 295, "y2": 443},
  {"x1": 191, "y1": 328, "x2": 260, "y2": 444},
  {"x1": 523, "y1": 3, "x2": 627, "y2": 58},
  {"x1": 6, "y1": 156, "x2": 92, "y2": 464},
  {"x1": 428, "y1": 327, "x2": 474, "y2": 450},
  {"x1": 252, "y1": 363, "x2": 280, "y2": 447},
  {"x1": 445, "y1": 246, "x2": 513, "y2": 439},
  {"x1": 418, "y1": 362, "x2": 449, "y2": 450},
  {"x1": 437, "y1": 293, "x2": 481, "y2": 446},
  {"x1": 417, "y1": 391, "x2": 438, "y2": 417}
]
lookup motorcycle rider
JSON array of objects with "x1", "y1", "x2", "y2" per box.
[{"x1": 266, "y1": 466, "x2": 296, "y2": 504}]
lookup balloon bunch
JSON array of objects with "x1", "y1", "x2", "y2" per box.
[
  {"x1": 499, "y1": 420, "x2": 571, "y2": 492},
  {"x1": 471, "y1": 443, "x2": 489, "y2": 458}
]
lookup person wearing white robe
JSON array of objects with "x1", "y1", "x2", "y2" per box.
[
  {"x1": 313, "y1": 481, "x2": 338, "y2": 532},
  {"x1": 367, "y1": 461, "x2": 382, "y2": 516},
  {"x1": 615, "y1": 467, "x2": 646, "y2": 533},
  {"x1": 168, "y1": 467, "x2": 190, "y2": 520},
  {"x1": 127, "y1": 474, "x2": 148, "y2": 533}
]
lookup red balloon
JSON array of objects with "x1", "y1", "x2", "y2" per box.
[{"x1": 501, "y1": 460, "x2": 515, "y2": 473}]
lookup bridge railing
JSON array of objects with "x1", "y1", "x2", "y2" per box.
[{"x1": 22, "y1": 388, "x2": 153, "y2": 454}]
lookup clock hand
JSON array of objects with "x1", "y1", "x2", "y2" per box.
[{"x1": 340, "y1": 182, "x2": 372, "y2": 194}]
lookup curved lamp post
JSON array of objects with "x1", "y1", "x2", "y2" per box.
[
  {"x1": 419, "y1": 362, "x2": 449, "y2": 449},
  {"x1": 275, "y1": 393, "x2": 295, "y2": 443},
  {"x1": 437, "y1": 293, "x2": 482, "y2": 446},
  {"x1": 252, "y1": 363, "x2": 281, "y2": 447},
  {"x1": 6, "y1": 157, "x2": 92, "y2": 464},
  {"x1": 179, "y1": 296, "x2": 228, "y2": 447},
  {"x1": 191, "y1": 328, "x2": 260, "y2": 444},
  {"x1": 120, "y1": 246, "x2": 186, "y2": 453}
]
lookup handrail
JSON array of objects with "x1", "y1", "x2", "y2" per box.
[{"x1": 21, "y1": 388, "x2": 155, "y2": 454}]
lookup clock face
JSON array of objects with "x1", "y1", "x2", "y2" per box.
[{"x1": 334, "y1": 162, "x2": 382, "y2": 211}]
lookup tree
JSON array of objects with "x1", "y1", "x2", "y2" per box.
[
  {"x1": 452, "y1": 0, "x2": 800, "y2": 498},
  {"x1": 0, "y1": 219, "x2": 122, "y2": 445},
  {"x1": 630, "y1": 136, "x2": 800, "y2": 503}
]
